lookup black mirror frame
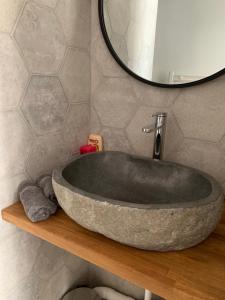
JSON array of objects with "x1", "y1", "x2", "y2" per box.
[{"x1": 98, "y1": 0, "x2": 225, "y2": 88}]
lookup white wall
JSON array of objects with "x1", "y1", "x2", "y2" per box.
[{"x1": 153, "y1": 0, "x2": 225, "y2": 83}]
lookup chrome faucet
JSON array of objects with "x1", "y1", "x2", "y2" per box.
[{"x1": 142, "y1": 112, "x2": 167, "y2": 160}]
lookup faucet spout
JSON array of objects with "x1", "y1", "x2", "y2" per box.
[{"x1": 142, "y1": 112, "x2": 167, "y2": 160}]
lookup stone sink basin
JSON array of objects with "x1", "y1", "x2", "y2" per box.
[{"x1": 52, "y1": 151, "x2": 224, "y2": 251}]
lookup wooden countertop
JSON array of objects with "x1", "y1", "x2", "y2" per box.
[{"x1": 1, "y1": 202, "x2": 225, "y2": 300}]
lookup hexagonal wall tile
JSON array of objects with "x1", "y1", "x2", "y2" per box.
[
  {"x1": 126, "y1": 107, "x2": 183, "y2": 157},
  {"x1": 173, "y1": 78, "x2": 225, "y2": 142},
  {"x1": 169, "y1": 139, "x2": 225, "y2": 184},
  {"x1": 0, "y1": 111, "x2": 33, "y2": 179},
  {"x1": 60, "y1": 48, "x2": 90, "y2": 103},
  {"x1": 220, "y1": 135, "x2": 225, "y2": 152},
  {"x1": 2, "y1": 274, "x2": 45, "y2": 300},
  {"x1": 222, "y1": 181, "x2": 225, "y2": 192},
  {"x1": 106, "y1": 0, "x2": 130, "y2": 35},
  {"x1": 33, "y1": 242, "x2": 65, "y2": 280},
  {"x1": 0, "y1": 231, "x2": 41, "y2": 296},
  {"x1": 39, "y1": 265, "x2": 78, "y2": 300},
  {"x1": 65, "y1": 103, "x2": 89, "y2": 129},
  {"x1": 55, "y1": 0, "x2": 90, "y2": 49},
  {"x1": 110, "y1": 32, "x2": 128, "y2": 64},
  {"x1": 0, "y1": 173, "x2": 29, "y2": 210},
  {"x1": 0, "y1": 0, "x2": 25, "y2": 33},
  {"x1": 92, "y1": 36, "x2": 127, "y2": 78},
  {"x1": 14, "y1": 2, "x2": 66, "y2": 74},
  {"x1": 90, "y1": 106, "x2": 102, "y2": 133},
  {"x1": 21, "y1": 76, "x2": 68, "y2": 135},
  {"x1": 38, "y1": 0, "x2": 58, "y2": 8},
  {"x1": 63, "y1": 103, "x2": 90, "y2": 155},
  {"x1": 164, "y1": 113, "x2": 184, "y2": 159},
  {"x1": 101, "y1": 127, "x2": 133, "y2": 153},
  {"x1": 93, "y1": 78, "x2": 137, "y2": 129},
  {"x1": 103, "y1": 2, "x2": 113, "y2": 39},
  {"x1": 63, "y1": 252, "x2": 88, "y2": 274},
  {"x1": 0, "y1": 173, "x2": 29, "y2": 241},
  {"x1": 0, "y1": 33, "x2": 28, "y2": 110},
  {"x1": 91, "y1": 60, "x2": 104, "y2": 95},
  {"x1": 91, "y1": 0, "x2": 102, "y2": 43},
  {"x1": 26, "y1": 133, "x2": 69, "y2": 180},
  {"x1": 132, "y1": 78, "x2": 181, "y2": 108}
]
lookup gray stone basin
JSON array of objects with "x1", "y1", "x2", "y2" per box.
[{"x1": 52, "y1": 151, "x2": 224, "y2": 251}]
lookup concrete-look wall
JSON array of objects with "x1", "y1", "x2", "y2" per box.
[
  {"x1": 0, "y1": 0, "x2": 91, "y2": 299},
  {"x1": 91, "y1": 0, "x2": 225, "y2": 191}
]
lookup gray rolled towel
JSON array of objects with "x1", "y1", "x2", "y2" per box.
[
  {"x1": 37, "y1": 175, "x2": 58, "y2": 205},
  {"x1": 19, "y1": 185, "x2": 57, "y2": 223},
  {"x1": 62, "y1": 288, "x2": 102, "y2": 300}
]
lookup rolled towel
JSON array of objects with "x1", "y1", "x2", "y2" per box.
[
  {"x1": 94, "y1": 287, "x2": 135, "y2": 300},
  {"x1": 19, "y1": 185, "x2": 57, "y2": 222},
  {"x1": 37, "y1": 175, "x2": 58, "y2": 205},
  {"x1": 63, "y1": 287, "x2": 102, "y2": 300}
]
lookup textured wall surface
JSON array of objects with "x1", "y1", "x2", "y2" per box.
[
  {"x1": 91, "y1": 0, "x2": 225, "y2": 192},
  {"x1": 0, "y1": 0, "x2": 91, "y2": 299},
  {"x1": 2, "y1": 0, "x2": 225, "y2": 299}
]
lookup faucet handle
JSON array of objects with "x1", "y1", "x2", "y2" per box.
[
  {"x1": 142, "y1": 119, "x2": 158, "y2": 133},
  {"x1": 142, "y1": 126, "x2": 155, "y2": 133}
]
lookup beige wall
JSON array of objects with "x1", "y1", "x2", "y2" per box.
[
  {"x1": 0, "y1": 0, "x2": 91, "y2": 299},
  {"x1": 91, "y1": 0, "x2": 225, "y2": 193}
]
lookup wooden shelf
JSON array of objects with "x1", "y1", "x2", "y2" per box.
[{"x1": 2, "y1": 202, "x2": 225, "y2": 300}]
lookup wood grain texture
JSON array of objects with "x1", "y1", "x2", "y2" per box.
[{"x1": 1, "y1": 202, "x2": 225, "y2": 300}]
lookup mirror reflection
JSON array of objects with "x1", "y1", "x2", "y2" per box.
[{"x1": 103, "y1": 0, "x2": 225, "y2": 85}]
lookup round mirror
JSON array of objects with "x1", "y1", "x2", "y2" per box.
[{"x1": 99, "y1": 0, "x2": 225, "y2": 88}]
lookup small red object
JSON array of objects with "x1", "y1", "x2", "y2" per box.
[{"x1": 80, "y1": 144, "x2": 97, "y2": 154}]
